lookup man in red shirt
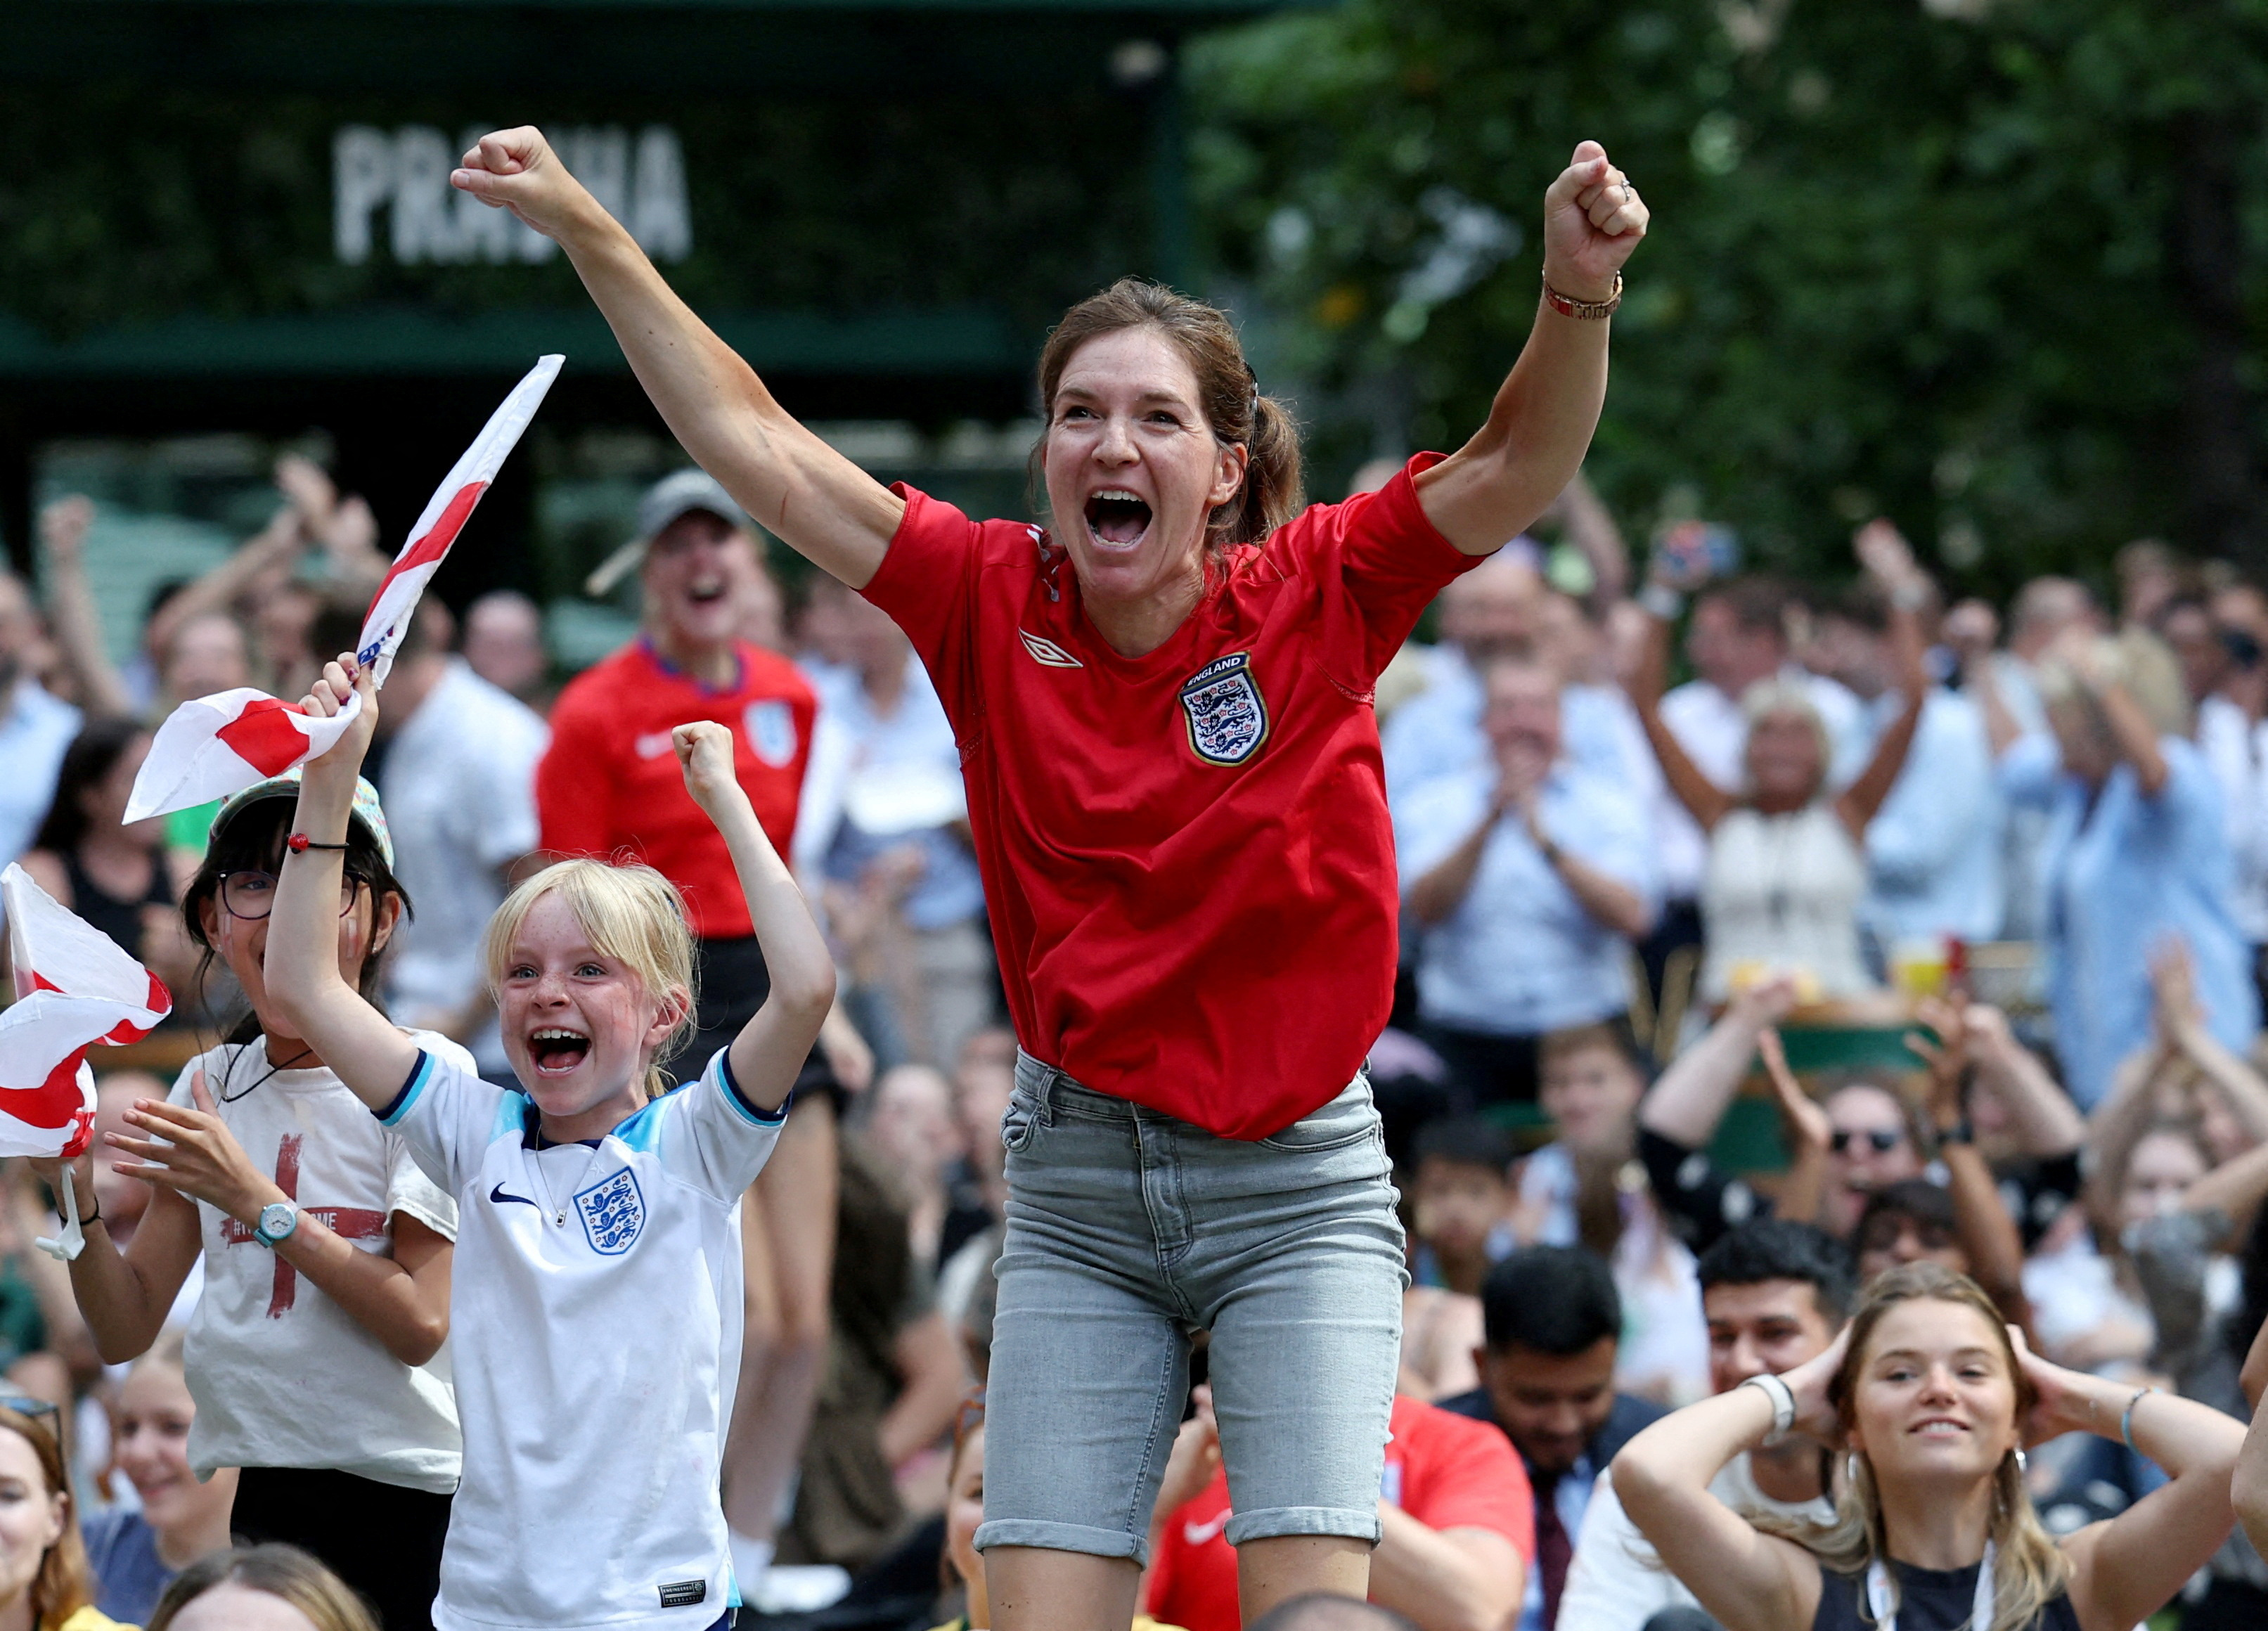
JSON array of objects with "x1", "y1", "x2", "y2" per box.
[
  {"x1": 535, "y1": 467, "x2": 837, "y2": 1590},
  {"x1": 1147, "y1": 1391, "x2": 1533, "y2": 1631}
]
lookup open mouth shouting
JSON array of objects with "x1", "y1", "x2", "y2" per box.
[
  {"x1": 684, "y1": 575, "x2": 730, "y2": 607},
  {"x1": 528, "y1": 1026, "x2": 593, "y2": 1076},
  {"x1": 1084, "y1": 488, "x2": 1153, "y2": 551}
]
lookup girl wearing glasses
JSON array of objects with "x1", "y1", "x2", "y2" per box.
[
  {"x1": 0, "y1": 1395, "x2": 131, "y2": 1630},
  {"x1": 43, "y1": 771, "x2": 463, "y2": 1631}
]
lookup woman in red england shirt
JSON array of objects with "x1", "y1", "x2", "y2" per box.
[{"x1": 457, "y1": 126, "x2": 1647, "y2": 1628}]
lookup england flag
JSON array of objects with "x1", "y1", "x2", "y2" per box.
[
  {"x1": 126, "y1": 353, "x2": 563, "y2": 823},
  {"x1": 0, "y1": 864, "x2": 172, "y2": 1161}
]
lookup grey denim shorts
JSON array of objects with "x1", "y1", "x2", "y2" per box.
[{"x1": 974, "y1": 1051, "x2": 1406, "y2": 1564}]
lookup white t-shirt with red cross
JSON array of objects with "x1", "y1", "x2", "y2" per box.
[{"x1": 166, "y1": 1032, "x2": 463, "y2": 1493}]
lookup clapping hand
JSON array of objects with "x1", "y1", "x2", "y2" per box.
[
  {"x1": 1542, "y1": 141, "x2": 1649, "y2": 302},
  {"x1": 1758, "y1": 1028, "x2": 1829, "y2": 1154}
]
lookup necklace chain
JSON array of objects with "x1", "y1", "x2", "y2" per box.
[{"x1": 530, "y1": 1137, "x2": 609, "y2": 1227}]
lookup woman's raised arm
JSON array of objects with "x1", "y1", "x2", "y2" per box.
[
  {"x1": 453, "y1": 129, "x2": 905, "y2": 590},
  {"x1": 1415, "y1": 142, "x2": 1647, "y2": 556}
]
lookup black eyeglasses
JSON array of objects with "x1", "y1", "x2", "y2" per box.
[
  {"x1": 217, "y1": 871, "x2": 365, "y2": 922},
  {"x1": 1830, "y1": 1128, "x2": 1905, "y2": 1155}
]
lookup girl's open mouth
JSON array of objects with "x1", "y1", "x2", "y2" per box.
[{"x1": 529, "y1": 1028, "x2": 591, "y2": 1074}]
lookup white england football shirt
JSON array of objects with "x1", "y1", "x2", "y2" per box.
[{"x1": 380, "y1": 1045, "x2": 786, "y2": 1630}]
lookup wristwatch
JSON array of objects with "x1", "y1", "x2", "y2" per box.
[{"x1": 253, "y1": 1201, "x2": 299, "y2": 1247}]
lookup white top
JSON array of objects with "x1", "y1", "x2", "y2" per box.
[
  {"x1": 382, "y1": 1044, "x2": 787, "y2": 1631},
  {"x1": 382, "y1": 659, "x2": 550, "y2": 1021},
  {"x1": 1700, "y1": 803, "x2": 1874, "y2": 1000},
  {"x1": 168, "y1": 1034, "x2": 464, "y2": 1492},
  {"x1": 1516, "y1": 1145, "x2": 1709, "y2": 1405},
  {"x1": 1654, "y1": 670, "x2": 1866, "y2": 902},
  {"x1": 2197, "y1": 694, "x2": 2268, "y2": 942},
  {"x1": 1558, "y1": 1452, "x2": 1836, "y2": 1630}
]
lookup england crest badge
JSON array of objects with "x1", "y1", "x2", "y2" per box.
[
  {"x1": 745, "y1": 700, "x2": 799, "y2": 768},
  {"x1": 1178, "y1": 651, "x2": 1269, "y2": 766},
  {"x1": 574, "y1": 1168, "x2": 647, "y2": 1256}
]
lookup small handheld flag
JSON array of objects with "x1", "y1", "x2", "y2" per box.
[
  {"x1": 1, "y1": 865, "x2": 175, "y2": 1258},
  {"x1": 126, "y1": 354, "x2": 563, "y2": 823}
]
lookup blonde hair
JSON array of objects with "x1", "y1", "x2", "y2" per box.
[
  {"x1": 2035, "y1": 631, "x2": 2191, "y2": 737},
  {"x1": 482, "y1": 860, "x2": 699, "y2": 1097},
  {"x1": 148, "y1": 1543, "x2": 377, "y2": 1631},
  {"x1": 1756, "y1": 1263, "x2": 2068, "y2": 1631},
  {"x1": 1738, "y1": 678, "x2": 1831, "y2": 792}
]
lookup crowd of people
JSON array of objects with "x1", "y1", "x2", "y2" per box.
[{"x1": 0, "y1": 121, "x2": 2264, "y2": 1631}]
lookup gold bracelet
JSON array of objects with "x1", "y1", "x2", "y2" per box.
[{"x1": 1542, "y1": 269, "x2": 1623, "y2": 320}]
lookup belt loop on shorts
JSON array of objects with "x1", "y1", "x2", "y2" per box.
[{"x1": 1014, "y1": 1047, "x2": 1062, "y2": 1122}]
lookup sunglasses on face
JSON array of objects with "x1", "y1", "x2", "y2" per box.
[
  {"x1": 1830, "y1": 1128, "x2": 1905, "y2": 1155},
  {"x1": 216, "y1": 871, "x2": 366, "y2": 922}
]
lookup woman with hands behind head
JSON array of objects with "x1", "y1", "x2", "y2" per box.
[
  {"x1": 453, "y1": 117, "x2": 1643, "y2": 1631},
  {"x1": 264, "y1": 655, "x2": 833, "y2": 1631},
  {"x1": 1613, "y1": 1261, "x2": 2245, "y2": 1631},
  {"x1": 41, "y1": 752, "x2": 460, "y2": 1630}
]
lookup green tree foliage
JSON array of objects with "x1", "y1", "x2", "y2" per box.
[{"x1": 1190, "y1": 0, "x2": 2268, "y2": 591}]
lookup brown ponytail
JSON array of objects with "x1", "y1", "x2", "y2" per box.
[{"x1": 1033, "y1": 277, "x2": 1305, "y2": 554}]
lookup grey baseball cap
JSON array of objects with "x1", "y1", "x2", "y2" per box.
[{"x1": 584, "y1": 469, "x2": 752, "y2": 597}]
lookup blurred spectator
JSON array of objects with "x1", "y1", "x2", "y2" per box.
[
  {"x1": 1629, "y1": 538, "x2": 1926, "y2": 1005},
  {"x1": 1409, "y1": 1118, "x2": 1517, "y2": 1297},
  {"x1": 1635, "y1": 981, "x2": 1926, "y2": 1246},
  {"x1": 15, "y1": 721, "x2": 193, "y2": 998},
  {"x1": 1399, "y1": 657, "x2": 1655, "y2": 1107},
  {"x1": 1637, "y1": 574, "x2": 1867, "y2": 1005},
  {"x1": 1382, "y1": 553, "x2": 1652, "y2": 809},
  {"x1": 460, "y1": 590, "x2": 549, "y2": 703},
  {"x1": 366, "y1": 602, "x2": 548, "y2": 1077},
  {"x1": 1512, "y1": 1026, "x2": 1708, "y2": 1405},
  {"x1": 934, "y1": 1392, "x2": 1185, "y2": 1631},
  {"x1": 861, "y1": 1064, "x2": 970, "y2": 1270},
  {"x1": 797, "y1": 591, "x2": 993, "y2": 1073},
  {"x1": 2118, "y1": 538, "x2": 2186, "y2": 632},
  {"x1": 1561, "y1": 1219, "x2": 1850, "y2": 1627},
  {"x1": 1439, "y1": 1245, "x2": 1665, "y2": 1631},
  {"x1": 2006, "y1": 629, "x2": 2257, "y2": 1106},
  {"x1": 1398, "y1": 1284, "x2": 1484, "y2": 1403},
  {"x1": 1947, "y1": 576, "x2": 2103, "y2": 939},
  {"x1": 2198, "y1": 581, "x2": 2268, "y2": 995},
  {"x1": 1146, "y1": 1385, "x2": 1531, "y2": 1631},
  {"x1": 0, "y1": 1395, "x2": 128, "y2": 1630},
  {"x1": 794, "y1": 574, "x2": 861, "y2": 698},
  {"x1": 779, "y1": 1137, "x2": 969, "y2": 1577},
  {"x1": 740, "y1": 560, "x2": 790, "y2": 655},
  {"x1": 1805, "y1": 541, "x2": 2002, "y2": 948},
  {"x1": 145, "y1": 1542, "x2": 378, "y2": 1631},
  {"x1": 0, "y1": 570, "x2": 81, "y2": 872},
  {"x1": 81, "y1": 1337, "x2": 236, "y2": 1623}
]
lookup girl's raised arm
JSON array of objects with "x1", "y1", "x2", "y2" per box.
[
  {"x1": 262, "y1": 659, "x2": 423, "y2": 1112},
  {"x1": 674, "y1": 722, "x2": 835, "y2": 1111},
  {"x1": 452, "y1": 129, "x2": 903, "y2": 591},
  {"x1": 1609, "y1": 1332, "x2": 1836, "y2": 1631}
]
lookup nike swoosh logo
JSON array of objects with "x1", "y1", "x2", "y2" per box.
[
  {"x1": 1183, "y1": 1512, "x2": 1230, "y2": 1545},
  {"x1": 490, "y1": 1184, "x2": 542, "y2": 1209},
  {"x1": 1020, "y1": 629, "x2": 1083, "y2": 669}
]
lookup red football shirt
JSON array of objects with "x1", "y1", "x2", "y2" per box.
[
  {"x1": 861, "y1": 454, "x2": 1474, "y2": 1138},
  {"x1": 535, "y1": 638, "x2": 816, "y2": 939},
  {"x1": 1145, "y1": 1394, "x2": 1535, "y2": 1631}
]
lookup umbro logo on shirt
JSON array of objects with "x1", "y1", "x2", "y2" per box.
[{"x1": 1019, "y1": 630, "x2": 1083, "y2": 669}]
